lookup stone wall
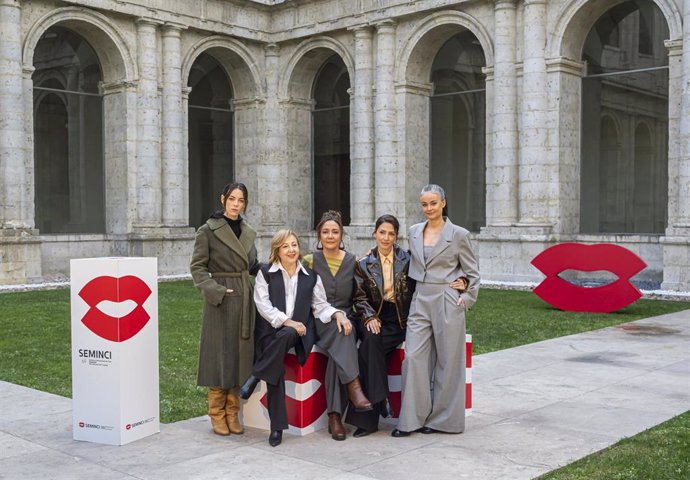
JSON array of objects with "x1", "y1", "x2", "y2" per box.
[{"x1": 0, "y1": 0, "x2": 688, "y2": 291}]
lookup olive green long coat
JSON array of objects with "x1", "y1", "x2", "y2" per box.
[{"x1": 190, "y1": 217, "x2": 258, "y2": 388}]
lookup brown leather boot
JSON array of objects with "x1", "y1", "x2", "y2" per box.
[
  {"x1": 208, "y1": 388, "x2": 230, "y2": 436},
  {"x1": 328, "y1": 413, "x2": 346, "y2": 441},
  {"x1": 346, "y1": 377, "x2": 373, "y2": 412},
  {"x1": 225, "y1": 388, "x2": 244, "y2": 434}
]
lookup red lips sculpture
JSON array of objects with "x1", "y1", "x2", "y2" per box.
[
  {"x1": 531, "y1": 243, "x2": 647, "y2": 313},
  {"x1": 78, "y1": 275, "x2": 152, "y2": 342}
]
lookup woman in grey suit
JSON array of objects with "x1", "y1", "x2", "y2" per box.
[{"x1": 392, "y1": 184, "x2": 480, "y2": 436}]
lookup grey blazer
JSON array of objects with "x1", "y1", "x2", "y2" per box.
[{"x1": 408, "y1": 218, "x2": 480, "y2": 309}]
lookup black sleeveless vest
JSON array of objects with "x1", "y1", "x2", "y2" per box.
[{"x1": 255, "y1": 264, "x2": 317, "y2": 365}]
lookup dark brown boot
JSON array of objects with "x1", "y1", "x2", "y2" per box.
[
  {"x1": 328, "y1": 413, "x2": 346, "y2": 441},
  {"x1": 346, "y1": 377, "x2": 373, "y2": 412}
]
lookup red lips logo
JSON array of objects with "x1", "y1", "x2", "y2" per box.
[
  {"x1": 126, "y1": 424, "x2": 132, "y2": 430},
  {"x1": 78, "y1": 275, "x2": 152, "y2": 342},
  {"x1": 79, "y1": 421, "x2": 85, "y2": 428},
  {"x1": 531, "y1": 243, "x2": 647, "y2": 313},
  {"x1": 260, "y1": 351, "x2": 327, "y2": 429}
]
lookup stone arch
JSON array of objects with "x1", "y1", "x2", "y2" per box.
[
  {"x1": 549, "y1": 0, "x2": 682, "y2": 59},
  {"x1": 23, "y1": 6, "x2": 135, "y2": 82},
  {"x1": 181, "y1": 36, "x2": 261, "y2": 101},
  {"x1": 396, "y1": 10, "x2": 493, "y2": 85},
  {"x1": 279, "y1": 36, "x2": 354, "y2": 101}
]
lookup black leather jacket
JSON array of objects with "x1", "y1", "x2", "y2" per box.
[{"x1": 353, "y1": 245, "x2": 415, "y2": 329}]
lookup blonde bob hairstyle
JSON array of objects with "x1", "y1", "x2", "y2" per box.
[{"x1": 268, "y1": 229, "x2": 303, "y2": 265}]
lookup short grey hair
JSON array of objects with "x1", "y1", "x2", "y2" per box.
[{"x1": 420, "y1": 183, "x2": 446, "y2": 200}]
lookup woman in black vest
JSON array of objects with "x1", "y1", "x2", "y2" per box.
[
  {"x1": 239, "y1": 229, "x2": 371, "y2": 447},
  {"x1": 303, "y1": 210, "x2": 362, "y2": 441}
]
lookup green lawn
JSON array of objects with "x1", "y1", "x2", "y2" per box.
[
  {"x1": 1, "y1": 283, "x2": 688, "y2": 422},
  {"x1": 538, "y1": 410, "x2": 690, "y2": 480},
  {"x1": 1, "y1": 282, "x2": 688, "y2": 477}
]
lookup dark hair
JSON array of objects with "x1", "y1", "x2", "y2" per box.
[
  {"x1": 374, "y1": 214, "x2": 400, "y2": 236},
  {"x1": 315, "y1": 210, "x2": 344, "y2": 235},
  {"x1": 211, "y1": 182, "x2": 248, "y2": 218},
  {"x1": 222, "y1": 182, "x2": 248, "y2": 209}
]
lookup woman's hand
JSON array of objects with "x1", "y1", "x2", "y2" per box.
[
  {"x1": 449, "y1": 276, "x2": 468, "y2": 293},
  {"x1": 284, "y1": 319, "x2": 307, "y2": 336},
  {"x1": 334, "y1": 312, "x2": 353, "y2": 336},
  {"x1": 366, "y1": 317, "x2": 381, "y2": 334}
]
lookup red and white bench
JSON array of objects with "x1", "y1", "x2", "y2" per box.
[{"x1": 241, "y1": 334, "x2": 472, "y2": 435}]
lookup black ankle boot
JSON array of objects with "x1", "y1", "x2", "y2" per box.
[{"x1": 239, "y1": 374, "x2": 260, "y2": 399}]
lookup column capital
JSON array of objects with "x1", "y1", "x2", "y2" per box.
[
  {"x1": 495, "y1": 0, "x2": 517, "y2": 9},
  {"x1": 264, "y1": 43, "x2": 280, "y2": 56},
  {"x1": 523, "y1": 0, "x2": 547, "y2": 5},
  {"x1": 545, "y1": 57, "x2": 584, "y2": 76},
  {"x1": 348, "y1": 24, "x2": 373, "y2": 36},
  {"x1": 373, "y1": 19, "x2": 396, "y2": 32},
  {"x1": 101, "y1": 79, "x2": 138, "y2": 94},
  {"x1": 665, "y1": 39, "x2": 683, "y2": 55},
  {"x1": 136, "y1": 17, "x2": 164, "y2": 27},
  {"x1": 22, "y1": 65, "x2": 35, "y2": 78},
  {"x1": 0, "y1": 0, "x2": 20, "y2": 8},
  {"x1": 161, "y1": 22, "x2": 187, "y2": 36}
]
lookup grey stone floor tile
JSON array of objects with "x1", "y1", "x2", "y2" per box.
[
  {"x1": 1, "y1": 448, "x2": 138, "y2": 480},
  {"x1": 0, "y1": 430, "x2": 48, "y2": 460},
  {"x1": 138, "y1": 445, "x2": 344, "y2": 480},
  {"x1": 515, "y1": 399, "x2": 681, "y2": 439},
  {"x1": 351, "y1": 440, "x2": 542, "y2": 480}
]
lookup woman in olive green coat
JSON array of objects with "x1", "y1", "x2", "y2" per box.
[{"x1": 190, "y1": 182, "x2": 258, "y2": 436}]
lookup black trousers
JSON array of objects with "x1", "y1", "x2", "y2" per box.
[
  {"x1": 346, "y1": 302, "x2": 406, "y2": 432},
  {"x1": 252, "y1": 324, "x2": 301, "y2": 431}
]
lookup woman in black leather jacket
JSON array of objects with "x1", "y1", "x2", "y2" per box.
[{"x1": 345, "y1": 214, "x2": 414, "y2": 437}]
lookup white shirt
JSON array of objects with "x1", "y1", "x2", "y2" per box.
[{"x1": 253, "y1": 261, "x2": 342, "y2": 329}]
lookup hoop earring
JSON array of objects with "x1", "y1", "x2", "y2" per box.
[
  {"x1": 316, "y1": 240, "x2": 323, "y2": 250},
  {"x1": 339, "y1": 240, "x2": 345, "y2": 250}
]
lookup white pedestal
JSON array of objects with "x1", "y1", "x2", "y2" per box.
[{"x1": 70, "y1": 257, "x2": 160, "y2": 445}]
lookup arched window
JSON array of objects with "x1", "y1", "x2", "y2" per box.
[
  {"x1": 188, "y1": 53, "x2": 234, "y2": 228},
  {"x1": 580, "y1": 0, "x2": 668, "y2": 234},
  {"x1": 312, "y1": 54, "x2": 350, "y2": 227},
  {"x1": 33, "y1": 26, "x2": 104, "y2": 234},
  {"x1": 430, "y1": 31, "x2": 486, "y2": 232}
]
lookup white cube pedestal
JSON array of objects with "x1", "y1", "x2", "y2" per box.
[{"x1": 70, "y1": 257, "x2": 160, "y2": 445}]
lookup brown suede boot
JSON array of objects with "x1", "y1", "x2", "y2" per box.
[
  {"x1": 225, "y1": 388, "x2": 244, "y2": 434},
  {"x1": 346, "y1": 377, "x2": 373, "y2": 412},
  {"x1": 208, "y1": 388, "x2": 230, "y2": 436}
]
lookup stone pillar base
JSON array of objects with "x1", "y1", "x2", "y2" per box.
[
  {"x1": 661, "y1": 232, "x2": 690, "y2": 291},
  {"x1": 128, "y1": 226, "x2": 195, "y2": 276},
  {"x1": 0, "y1": 228, "x2": 42, "y2": 284},
  {"x1": 477, "y1": 226, "x2": 563, "y2": 283}
]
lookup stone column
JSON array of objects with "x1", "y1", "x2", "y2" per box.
[
  {"x1": 349, "y1": 25, "x2": 375, "y2": 225},
  {"x1": 660, "y1": 5, "x2": 690, "y2": 291},
  {"x1": 0, "y1": 0, "x2": 27, "y2": 228},
  {"x1": 135, "y1": 18, "x2": 162, "y2": 226},
  {"x1": 0, "y1": 0, "x2": 41, "y2": 284},
  {"x1": 489, "y1": 0, "x2": 518, "y2": 226},
  {"x1": 373, "y1": 20, "x2": 401, "y2": 218},
  {"x1": 161, "y1": 23, "x2": 186, "y2": 226},
  {"x1": 675, "y1": 1, "x2": 690, "y2": 229},
  {"x1": 259, "y1": 43, "x2": 288, "y2": 227},
  {"x1": 518, "y1": 0, "x2": 552, "y2": 227}
]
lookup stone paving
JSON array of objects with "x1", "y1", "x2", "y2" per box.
[{"x1": 1, "y1": 309, "x2": 688, "y2": 480}]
